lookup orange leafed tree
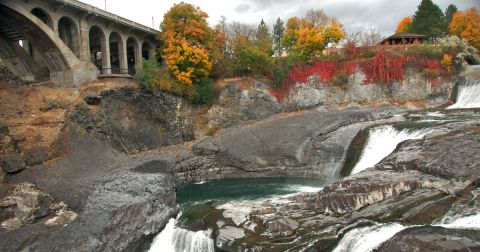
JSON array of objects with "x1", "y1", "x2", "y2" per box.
[
  {"x1": 160, "y1": 2, "x2": 215, "y2": 85},
  {"x1": 395, "y1": 17, "x2": 412, "y2": 33},
  {"x1": 449, "y1": 8, "x2": 480, "y2": 50}
]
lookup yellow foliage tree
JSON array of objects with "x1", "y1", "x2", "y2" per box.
[
  {"x1": 293, "y1": 26, "x2": 325, "y2": 60},
  {"x1": 323, "y1": 19, "x2": 346, "y2": 46},
  {"x1": 449, "y1": 8, "x2": 480, "y2": 50},
  {"x1": 160, "y1": 2, "x2": 215, "y2": 86},
  {"x1": 396, "y1": 17, "x2": 412, "y2": 33},
  {"x1": 164, "y1": 39, "x2": 212, "y2": 85}
]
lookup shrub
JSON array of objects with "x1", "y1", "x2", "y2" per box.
[
  {"x1": 193, "y1": 79, "x2": 216, "y2": 105},
  {"x1": 136, "y1": 59, "x2": 159, "y2": 91}
]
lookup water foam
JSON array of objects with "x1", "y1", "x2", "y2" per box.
[
  {"x1": 149, "y1": 218, "x2": 214, "y2": 252},
  {"x1": 351, "y1": 125, "x2": 431, "y2": 175},
  {"x1": 448, "y1": 80, "x2": 480, "y2": 109}
]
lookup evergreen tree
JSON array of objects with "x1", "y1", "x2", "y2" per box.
[
  {"x1": 273, "y1": 17, "x2": 285, "y2": 57},
  {"x1": 409, "y1": 0, "x2": 447, "y2": 38},
  {"x1": 255, "y1": 19, "x2": 273, "y2": 55},
  {"x1": 445, "y1": 4, "x2": 458, "y2": 24}
]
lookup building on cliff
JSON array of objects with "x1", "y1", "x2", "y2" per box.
[{"x1": 378, "y1": 32, "x2": 427, "y2": 45}]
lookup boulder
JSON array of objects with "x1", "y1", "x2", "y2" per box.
[
  {"x1": 0, "y1": 154, "x2": 26, "y2": 173},
  {"x1": 267, "y1": 217, "x2": 299, "y2": 237}
]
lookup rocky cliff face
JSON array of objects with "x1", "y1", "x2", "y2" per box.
[
  {"x1": 71, "y1": 87, "x2": 195, "y2": 154},
  {"x1": 208, "y1": 72, "x2": 454, "y2": 130}
]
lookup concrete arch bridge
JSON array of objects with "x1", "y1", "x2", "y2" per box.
[{"x1": 0, "y1": 0, "x2": 159, "y2": 86}]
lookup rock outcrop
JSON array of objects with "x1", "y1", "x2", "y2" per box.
[{"x1": 72, "y1": 87, "x2": 195, "y2": 154}]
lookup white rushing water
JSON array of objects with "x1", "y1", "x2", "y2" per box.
[
  {"x1": 149, "y1": 218, "x2": 214, "y2": 252},
  {"x1": 332, "y1": 223, "x2": 406, "y2": 252},
  {"x1": 333, "y1": 212, "x2": 480, "y2": 252},
  {"x1": 350, "y1": 125, "x2": 431, "y2": 175},
  {"x1": 448, "y1": 80, "x2": 480, "y2": 109}
]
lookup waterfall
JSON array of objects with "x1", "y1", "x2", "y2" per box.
[
  {"x1": 333, "y1": 212, "x2": 480, "y2": 252},
  {"x1": 149, "y1": 218, "x2": 215, "y2": 252},
  {"x1": 351, "y1": 125, "x2": 431, "y2": 175},
  {"x1": 332, "y1": 223, "x2": 406, "y2": 252},
  {"x1": 448, "y1": 79, "x2": 480, "y2": 109}
]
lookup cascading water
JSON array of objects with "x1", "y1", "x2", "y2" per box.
[
  {"x1": 332, "y1": 212, "x2": 480, "y2": 252},
  {"x1": 149, "y1": 218, "x2": 214, "y2": 252},
  {"x1": 332, "y1": 223, "x2": 405, "y2": 252},
  {"x1": 448, "y1": 79, "x2": 480, "y2": 109},
  {"x1": 350, "y1": 125, "x2": 431, "y2": 175}
]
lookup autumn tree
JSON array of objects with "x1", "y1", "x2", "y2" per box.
[
  {"x1": 281, "y1": 10, "x2": 345, "y2": 60},
  {"x1": 160, "y1": 2, "x2": 215, "y2": 86},
  {"x1": 409, "y1": 0, "x2": 447, "y2": 38},
  {"x1": 360, "y1": 28, "x2": 384, "y2": 46},
  {"x1": 449, "y1": 8, "x2": 480, "y2": 50},
  {"x1": 273, "y1": 17, "x2": 285, "y2": 56},
  {"x1": 323, "y1": 19, "x2": 345, "y2": 46},
  {"x1": 304, "y1": 9, "x2": 330, "y2": 29},
  {"x1": 396, "y1": 17, "x2": 412, "y2": 33},
  {"x1": 281, "y1": 17, "x2": 301, "y2": 51},
  {"x1": 445, "y1": 4, "x2": 458, "y2": 24}
]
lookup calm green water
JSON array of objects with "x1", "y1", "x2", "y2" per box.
[{"x1": 176, "y1": 177, "x2": 325, "y2": 207}]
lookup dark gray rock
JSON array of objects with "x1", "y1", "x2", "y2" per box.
[
  {"x1": 376, "y1": 131, "x2": 480, "y2": 181},
  {"x1": 24, "y1": 146, "x2": 48, "y2": 166},
  {"x1": 0, "y1": 153, "x2": 26, "y2": 173},
  {"x1": 378, "y1": 226, "x2": 480, "y2": 252},
  {"x1": 70, "y1": 88, "x2": 195, "y2": 154}
]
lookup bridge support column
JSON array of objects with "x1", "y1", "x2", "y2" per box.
[
  {"x1": 134, "y1": 40, "x2": 142, "y2": 74},
  {"x1": 119, "y1": 39, "x2": 128, "y2": 74},
  {"x1": 148, "y1": 49, "x2": 155, "y2": 60},
  {"x1": 78, "y1": 17, "x2": 90, "y2": 62},
  {"x1": 102, "y1": 35, "x2": 111, "y2": 74}
]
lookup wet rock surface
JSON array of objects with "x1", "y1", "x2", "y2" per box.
[{"x1": 378, "y1": 226, "x2": 480, "y2": 252}]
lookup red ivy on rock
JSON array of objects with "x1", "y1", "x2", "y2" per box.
[{"x1": 360, "y1": 50, "x2": 408, "y2": 84}]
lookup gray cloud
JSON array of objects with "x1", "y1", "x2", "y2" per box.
[
  {"x1": 235, "y1": 0, "x2": 479, "y2": 35},
  {"x1": 235, "y1": 3, "x2": 251, "y2": 14}
]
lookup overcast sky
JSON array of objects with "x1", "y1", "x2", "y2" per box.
[{"x1": 79, "y1": 0, "x2": 479, "y2": 35}]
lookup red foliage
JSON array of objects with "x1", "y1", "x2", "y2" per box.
[
  {"x1": 417, "y1": 59, "x2": 445, "y2": 85},
  {"x1": 268, "y1": 86, "x2": 286, "y2": 102},
  {"x1": 288, "y1": 61, "x2": 356, "y2": 84},
  {"x1": 360, "y1": 50, "x2": 408, "y2": 84}
]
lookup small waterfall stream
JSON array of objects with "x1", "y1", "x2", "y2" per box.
[
  {"x1": 448, "y1": 79, "x2": 480, "y2": 109},
  {"x1": 333, "y1": 211, "x2": 480, "y2": 252},
  {"x1": 149, "y1": 217, "x2": 214, "y2": 252},
  {"x1": 351, "y1": 125, "x2": 431, "y2": 175}
]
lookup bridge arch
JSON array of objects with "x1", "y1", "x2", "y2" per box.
[
  {"x1": 58, "y1": 16, "x2": 80, "y2": 57},
  {"x1": 0, "y1": 1, "x2": 90, "y2": 85},
  {"x1": 108, "y1": 31, "x2": 126, "y2": 74},
  {"x1": 141, "y1": 41, "x2": 154, "y2": 60},
  {"x1": 126, "y1": 37, "x2": 140, "y2": 74},
  {"x1": 30, "y1": 7, "x2": 53, "y2": 30},
  {"x1": 88, "y1": 25, "x2": 107, "y2": 73}
]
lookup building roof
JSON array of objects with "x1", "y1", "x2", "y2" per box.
[{"x1": 379, "y1": 32, "x2": 428, "y2": 44}]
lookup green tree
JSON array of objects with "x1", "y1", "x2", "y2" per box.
[
  {"x1": 409, "y1": 0, "x2": 447, "y2": 38},
  {"x1": 273, "y1": 17, "x2": 285, "y2": 57},
  {"x1": 445, "y1": 4, "x2": 458, "y2": 24},
  {"x1": 255, "y1": 19, "x2": 273, "y2": 55}
]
